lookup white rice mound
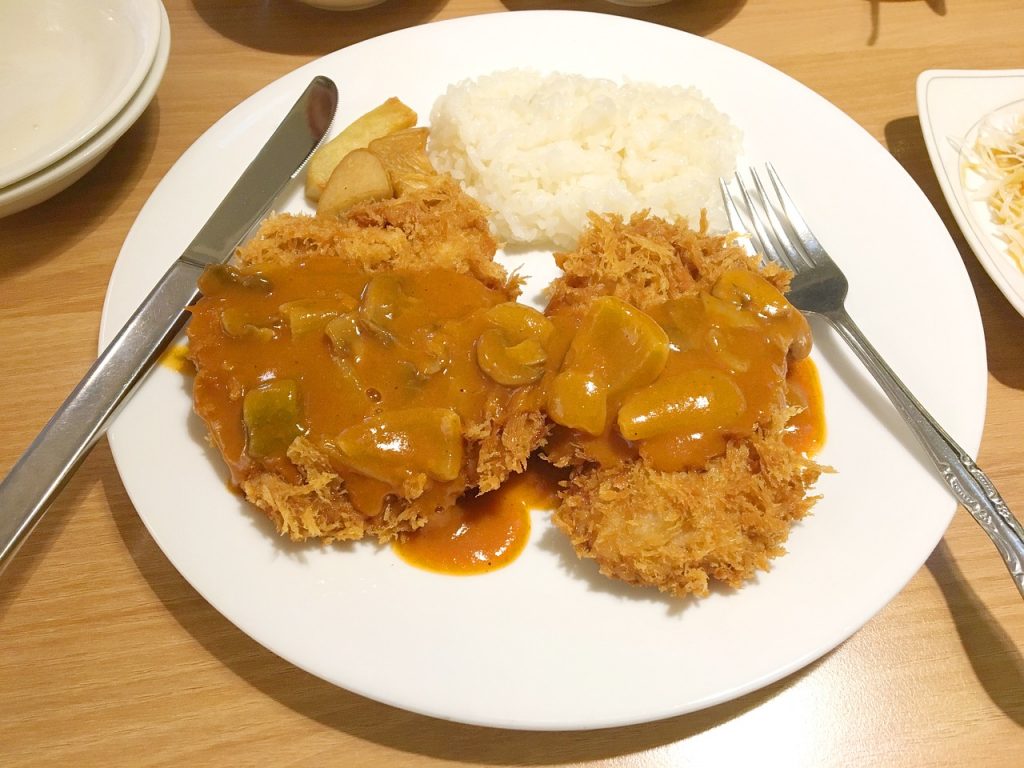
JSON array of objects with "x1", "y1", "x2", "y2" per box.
[{"x1": 428, "y1": 69, "x2": 742, "y2": 250}]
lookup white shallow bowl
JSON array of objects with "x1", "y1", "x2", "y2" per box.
[
  {"x1": 0, "y1": 3, "x2": 170, "y2": 219},
  {"x1": 918, "y1": 69, "x2": 1024, "y2": 319},
  {"x1": 0, "y1": 0, "x2": 162, "y2": 189}
]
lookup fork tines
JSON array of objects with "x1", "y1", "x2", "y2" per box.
[{"x1": 720, "y1": 164, "x2": 817, "y2": 272}]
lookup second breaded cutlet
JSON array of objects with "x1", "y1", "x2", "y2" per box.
[{"x1": 542, "y1": 211, "x2": 823, "y2": 598}]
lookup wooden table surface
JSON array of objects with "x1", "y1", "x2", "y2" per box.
[{"x1": 2, "y1": 0, "x2": 1022, "y2": 764}]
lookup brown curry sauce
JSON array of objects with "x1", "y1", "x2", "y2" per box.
[
  {"x1": 187, "y1": 258, "x2": 825, "y2": 576},
  {"x1": 189, "y1": 259, "x2": 520, "y2": 522}
]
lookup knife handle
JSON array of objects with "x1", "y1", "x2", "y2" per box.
[{"x1": 0, "y1": 260, "x2": 202, "y2": 572}]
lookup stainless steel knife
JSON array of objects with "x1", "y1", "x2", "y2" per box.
[{"x1": 0, "y1": 75, "x2": 339, "y2": 573}]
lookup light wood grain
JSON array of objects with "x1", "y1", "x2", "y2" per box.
[{"x1": 1, "y1": 1, "x2": 1022, "y2": 765}]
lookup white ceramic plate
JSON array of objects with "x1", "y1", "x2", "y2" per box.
[
  {"x1": 0, "y1": 0, "x2": 162, "y2": 189},
  {"x1": 0, "y1": 3, "x2": 169, "y2": 219},
  {"x1": 918, "y1": 69, "x2": 1024, "y2": 319},
  {"x1": 101, "y1": 12, "x2": 986, "y2": 730}
]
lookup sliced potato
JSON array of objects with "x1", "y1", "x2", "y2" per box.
[
  {"x1": 305, "y1": 97, "x2": 417, "y2": 201},
  {"x1": 316, "y1": 148, "x2": 394, "y2": 219},
  {"x1": 367, "y1": 127, "x2": 436, "y2": 195}
]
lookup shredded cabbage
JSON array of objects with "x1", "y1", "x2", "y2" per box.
[{"x1": 963, "y1": 111, "x2": 1024, "y2": 272}]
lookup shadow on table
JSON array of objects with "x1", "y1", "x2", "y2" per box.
[
  {"x1": 500, "y1": 0, "x2": 746, "y2": 36},
  {"x1": 0, "y1": 103, "x2": 160, "y2": 280},
  {"x1": 884, "y1": 115, "x2": 1024, "y2": 392},
  {"x1": 866, "y1": 0, "x2": 946, "y2": 46},
  {"x1": 191, "y1": 0, "x2": 448, "y2": 57},
  {"x1": 926, "y1": 540, "x2": 1024, "y2": 726},
  {"x1": 103, "y1": 461, "x2": 824, "y2": 762}
]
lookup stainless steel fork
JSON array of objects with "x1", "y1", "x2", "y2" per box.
[{"x1": 720, "y1": 164, "x2": 1024, "y2": 598}]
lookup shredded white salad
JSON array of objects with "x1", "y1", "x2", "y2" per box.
[{"x1": 962, "y1": 110, "x2": 1024, "y2": 272}]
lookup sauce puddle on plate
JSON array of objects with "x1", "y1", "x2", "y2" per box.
[
  {"x1": 394, "y1": 460, "x2": 567, "y2": 575},
  {"x1": 160, "y1": 343, "x2": 194, "y2": 375}
]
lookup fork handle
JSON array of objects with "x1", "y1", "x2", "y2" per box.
[{"x1": 821, "y1": 307, "x2": 1024, "y2": 597}]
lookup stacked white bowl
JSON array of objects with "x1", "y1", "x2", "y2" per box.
[{"x1": 0, "y1": 0, "x2": 170, "y2": 217}]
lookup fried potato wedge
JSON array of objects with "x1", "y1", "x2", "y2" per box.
[
  {"x1": 305, "y1": 97, "x2": 417, "y2": 202},
  {"x1": 367, "y1": 127, "x2": 436, "y2": 195},
  {"x1": 317, "y1": 148, "x2": 394, "y2": 219}
]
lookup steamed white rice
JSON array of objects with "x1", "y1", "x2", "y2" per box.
[{"x1": 428, "y1": 69, "x2": 741, "y2": 250}]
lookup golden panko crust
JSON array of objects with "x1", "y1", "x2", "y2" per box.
[
  {"x1": 549, "y1": 210, "x2": 791, "y2": 313},
  {"x1": 552, "y1": 411, "x2": 821, "y2": 597},
  {"x1": 236, "y1": 176, "x2": 511, "y2": 290}
]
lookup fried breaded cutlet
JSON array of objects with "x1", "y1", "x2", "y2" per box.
[
  {"x1": 541, "y1": 211, "x2": 823, "y2": 598},
  {"x1": 188, "y1": 162, "x2": 547, "y2": 544}
]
